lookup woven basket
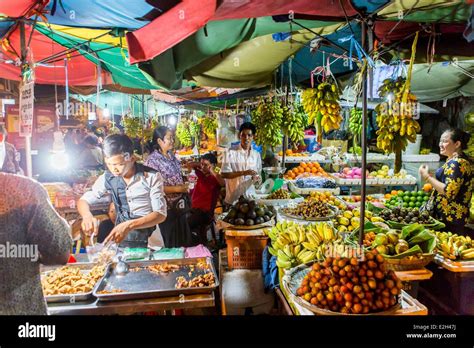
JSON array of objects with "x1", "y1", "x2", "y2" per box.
[{"x1": 384, "y1": 253, "x2": 435, "y2": 271}]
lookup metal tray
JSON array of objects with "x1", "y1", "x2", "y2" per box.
[
  {"x1": 41, "y1": 263, "x2": 105, "y2": 303},
  {"x1": 93, "y1": 257, "x2": 219, "y2": 301},
  {"x1": 279, "y1": 204, "x2": 338, "y2": 221}
]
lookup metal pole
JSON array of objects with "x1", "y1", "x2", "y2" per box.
[
  {"x1": 19, "y1": 22, "x2": 33, "y2": 178},
  {"x1": 358, "y1": 20, "x2": 369, "y2": 246}
]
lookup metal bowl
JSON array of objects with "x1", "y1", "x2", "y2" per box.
[{"x1": 263, "y1": 166, "x2": 286, "y2": 175}]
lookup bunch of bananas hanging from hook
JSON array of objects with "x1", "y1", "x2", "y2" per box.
[
  {"x1": 375, "y1": 77, "x2": 420, "y2": 154},
  {"x1": 282, "y1": 102, "x2": 307, "y2": 146},
  {"x1": 301, "y1": 81, "x2": 342, "y2": 133}
]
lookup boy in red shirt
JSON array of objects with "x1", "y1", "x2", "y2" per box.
[{"x1": 187, "y1": 153, "x2": 224, "y2": 244}]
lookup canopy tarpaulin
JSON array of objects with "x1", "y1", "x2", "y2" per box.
[
  {"x1": 126, "y1": 0, "x2": 359, "y2": 64},
  {"x1": 138, "y1": 17, "x2": 341, "y2": 89},
  {"x1": 410, "y1": 60, "x2": 474, "y2": 102},
  {"x1": 185, "y1": 23, "x2": 345, "y2": 88},
  {"x1": 0, "y1": 24, "x2": 112, "y2": 85},
  {"x1": 42, "y1": 0, "x2": 179, "y2": 29},
  {"x1": 35, "y1": 23, "x2": 161, "y2": 90}
]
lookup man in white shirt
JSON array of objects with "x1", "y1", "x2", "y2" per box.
[
  {"x1": 221, "y1": 122, "x2": 262, "y2": 205},
  {"x1": 78, "y1": 134, "x2": 167, "y2": 248}
]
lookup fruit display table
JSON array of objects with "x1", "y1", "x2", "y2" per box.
[
  {"x1": 394, "y1": 268, "x2": 433, "y2": 298},
  {"x1": 419, "y1": 257, "x2": 474, "y2": 315},
  {"x1": 47, "y1": 293, "x2": 215, "y2": 315}
]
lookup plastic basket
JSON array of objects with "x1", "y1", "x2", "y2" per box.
[{"x1": 225, "y1": 234, "x2": 268, "y2": 269}]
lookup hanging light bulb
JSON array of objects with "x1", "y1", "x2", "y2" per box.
[
  {"x1": 168, "y1": 115, "x2": 177, "y2": 126},
  {"x1": 103, "y1": 104, "x2": 110, "y2": 118}
]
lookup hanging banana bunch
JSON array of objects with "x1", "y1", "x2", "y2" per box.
[
  {"x1": 189, "y1": 120, "x2": 200, "y2": 140},
  {"x1": 176, "y1": 120, "x2": 192, "y2": 148},
  {"x1": 251, "y1": 97, "x2": 283, "y2": 154},
  {"x1": 282, "y1": 102, "x2": 306, "y2": 146},
  {"x1": 201, "y1": 116, "x2": 218, "y2": 139},
  {"x1": 348, "y1": 108, "x2": 362, "y2": 135},
  {"x1": 375, "y1": 77, "x2": 420, "y2": 154},
  {"x1": 301, "y1": 81, "x2": 343, "y2": 139}
]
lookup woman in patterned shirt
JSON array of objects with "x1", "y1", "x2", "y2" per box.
[
  {"x1": 419, "y1": 128, "x2": 474, "y2": 235},
  {"x1": 145, "y1": 126, "x2": 194, "y2": 247}
]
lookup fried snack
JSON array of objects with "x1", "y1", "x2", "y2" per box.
[
  {"x1": 175, "y1": 272, "x2": 216, "y2": 289},
  {"x1": 41, "y1": 265, "x2": 106, "y2": 296},
  {"x1": 97, "y1": 289, "x2": 126, "y2": 294},
  {"x1": 147, "y1": 263, "x2": 180, "y2": 275}
]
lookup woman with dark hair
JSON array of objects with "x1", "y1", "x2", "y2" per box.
[
  {"x1": 419, "y1": 128, "x2": 474, "y2": 235},
  {"x1": 144, "y1": 126, "x2": 194, "y2": 247}
]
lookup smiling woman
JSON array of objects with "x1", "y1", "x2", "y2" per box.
[{"x1": 419, "y1": 128, "x2": 474, "y2": 235}]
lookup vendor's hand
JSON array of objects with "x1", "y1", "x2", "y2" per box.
[
  {"x1": 243, "y1": 170, "x2": 257, "y2": 177},
  {"x1": 104, "y1": 221, "x2": 132, "y2": 244},
  {"x1": 419, "y1": 165, "x2": 429, "y2": 180},
  {"x1": 81, "y1": 215, "x2": 99, "y2": 236}
]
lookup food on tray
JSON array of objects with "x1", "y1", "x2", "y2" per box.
[
  {"x1": 435, "y1": 232, "x2": 474, "y2": 261},
  {"x1": 333, "y1": 167, "x2": 368, "y2": 180},
  {"x1": 333, "y1": 208, "x2": 382, "y2": 233},
  {"x1": 384, "y1": 190, "x2": 429, "y2": 209},
  {"x1": 379, "y1": 207, "x2": 431, "y2": 224},
  {"x1": 41, "y1": 265, "x2": 106, "y2": 296},
  {"x1": 97, "y1": 289, "x2": 126, "y2": 294},
  {"x1": 222, "y1": 196, "x2": 274, "y2": 226},
  {"x1": 308, "y1": 191, "x2": 346, "y2": 210},
  {"x1": 284, "y1": 162, "x2": 327, "y2": 180},
  {"x1": 281, "y1": 198, "x2": 333, "y2": 219},
  {"x1": 294, "y1": 177, "x2": 336, "y2": 189},
  {"x1": 147, "y1": 263, "x2": 181, "y2": 274},
  {"x1": 266, "y1": 188, "x2": 291, "y2": 200},
  {"x1": 175, "y1": 273, "x2": 216, "y2": 289},
  {"x1": 341, "y1": 195, "x2": 384, "y2": 204},
  {"x1": 296, "y1": 251, "x2": 403, "y2": 314}
]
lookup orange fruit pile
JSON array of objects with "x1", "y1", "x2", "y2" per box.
[
  {"x1": 277, "y1": 149, "x2": 308, "y2": 157},
  {"x1": 284, "y1": 162, "x2": 328, "y2": 180}
]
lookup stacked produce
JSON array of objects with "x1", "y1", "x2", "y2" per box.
[
  {"x1": 375, "y1": 77, "x2": 421, "y2": 172},
  {"x1": 301, "y1": 82, "x2": 343, "y2": 134},
  {"x1": 296, "y1": 251, "x2": 403, "y2": 314},
  {"x1": 266, "y1": 189, "x2": 291, "y2": 200},
  {"x1": 295, "y1": 177, "x2": 337, "y2": 189},
  {"x1": 436, "y1": 232, "x2": 474, "y2": 260},
  {"x1": 334, "y1": 208, "x2": 384, "y2": 233},
  {"x1": 282, "y1": 102, "x2": 306, "y2": 145},
  {"x1": 284, "y1": 162, "x2": 327, "y2": 180},
  {"x1": 384, "y1": 190, "x2": 429, "y2": 209},
  {"x1": 251, "y1": 98, "x2": 284, "y2": 153},
  {"x1": 308, "y1": 191, "x2": 346, "y2": 211},
  {"x1": 333, "y1": 167, "x2": 368, "y2": 180},
  {"x1": 222, "y1": 196, "x2": 274, "y2": 226},
  {"x1": 368, "y1": 224, "x2": 436, "y2": 258},
  {"x1": 341, "y1": 195, "x2": 385, "y2": 205},
  {"x1": 348, "y1": 108, "x2": 362, "y2": 135},
  {"x1": 368, "y1": 166, "x2": 408, "y2": 180},
  {"x1": 278, "y1": 149, "x2": 308, "y2": 157},
  {"x1": 266, "y1": 221, "x2": 341, "y2": 269},
  {"x1": 281, "y1": 198, "x2": 335, "y2": 220},
  {"x1": 379, "y1": 207, "x2": 431, "y2": 225}
]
